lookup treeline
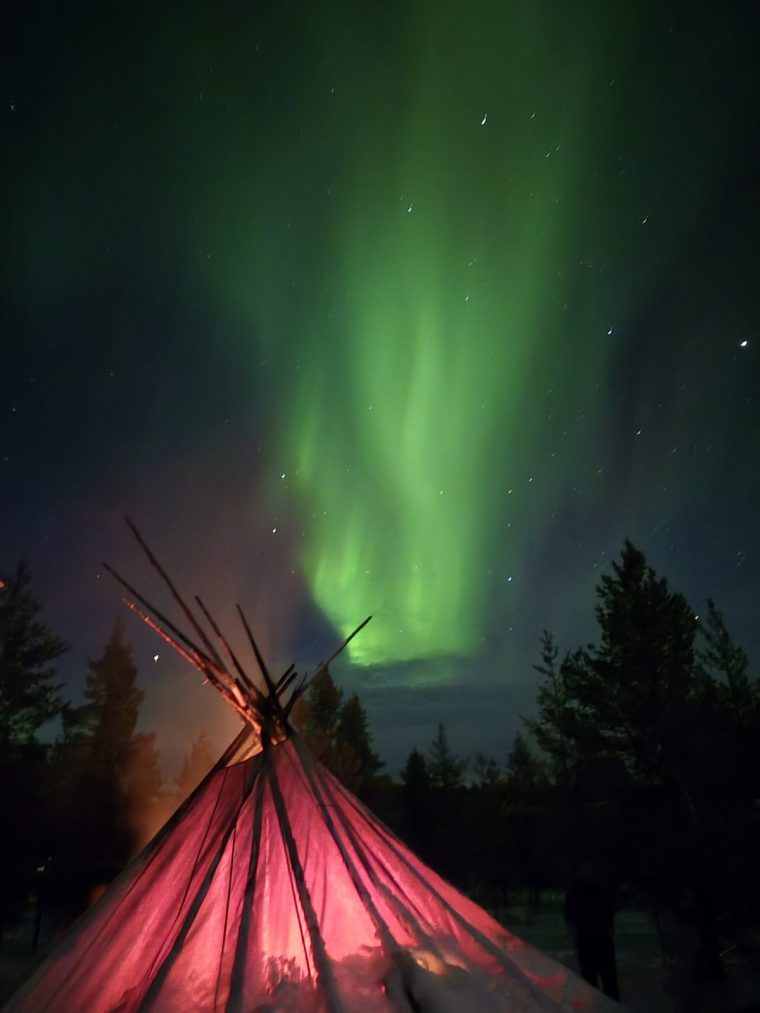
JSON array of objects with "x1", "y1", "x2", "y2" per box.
[
  {"x1": 0, "y1": 561, "x2": 389, "y2": 945},
  {"x1": 347, "y1": 541, "x2": 758, "y2": 985},
  {"x1": 2, "y1": 541, "x2": 759, "y2": 985},
  {"x1": 0, "y1": 565, "x2": 212, "y2": 941}
]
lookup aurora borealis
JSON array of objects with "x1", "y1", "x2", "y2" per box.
[{"x1": 3, "y1": 2, "x2": 759, "y2": 763}]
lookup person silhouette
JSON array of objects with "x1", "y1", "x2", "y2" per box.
[{"x1": 564, "y1": 862, "x2": 620, "y2": 1001}]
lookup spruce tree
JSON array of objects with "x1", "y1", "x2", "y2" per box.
[
  {"x1": 175, "y1": 731, "x2": 216, "y2": 800},
  {"x1": 58, "y1": 620, "x2": 152, "y2": 905},
  {"x1": 306, "y1": 667, "x2": 343, "y2": 735},
  {"x1": 579, "y1": 540, "x2": 697, "y2": 783},
  {"x1": 506, "y1": 732, "x2": 543, "y2": 801},
  {"x1": 401, "y1": 747, "x2": 429, "y2": 792},
  {"x1": 400, "y1": 747, "x2": 432, "y2": 857},
  {"x1": 0, "y1": 562, "x2": 67, "y2": 750},
  {"x1": 427, "y1": 723, "x2": 463, "y2": 790},
  {"x1": 337, "y1": 694, "x2": 383, "y2": 786},
  {"x1": 0, "y1": 563, "x2": 66, "y2": 932},
  {"x1": 75, "y1": 618, "x2": 143, "y2": 766},
  {"x1": 302, "y1": 668, "x2": 381, "y2": 791},
  {"x1": 524, "y1": 631, "x2": 578, "y2": 786},
  {"x1": 472, "y1": 752, "x2": 502, "y2": 788}
]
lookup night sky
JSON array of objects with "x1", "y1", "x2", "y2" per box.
[{"x1": 3, "y1": 2, "x2": 759, "y2": 773}]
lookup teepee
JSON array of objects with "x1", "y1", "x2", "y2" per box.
[{"x1": 7, "y1": 522, "x2": 620, "y2": 1012}]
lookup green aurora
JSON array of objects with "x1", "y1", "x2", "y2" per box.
[
  {"x1": 201, "y1": 5, "x2": 736, "y2": 664},
  {"x1": 7, "y1": 2, "x2": 755, "y2": 675}
]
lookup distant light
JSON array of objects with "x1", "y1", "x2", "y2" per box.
[
  {"x1": 740, "y1": 339, "x2": 749, "y2": 348},
  {"x1": 481, "y1": 113, "x2": 487, "y2": 126},
  {"x1": 407, "y1": 203, "x2": 414, "y2": 214},
  {"x1": 607, "y1": 327, "x2": 613, "y2": 336},
  {"x1": 281, "y1": 473, "x2": 286, "y2": 479},
  {"x1": 694, "y1": 615, "x2": 699, "y2": 621},
  {"x1": 272, "y1": 527, "x2": 277, "y2": 534},
  {"x1": 507, "y1": 576, "x2": 513, "y2": 583},
  {"x1": 153, "y1": 654, "x2": 159, "y2": 663},
  {"x1": 641, "y1": 215, "x2": 649, "y2": 224}
]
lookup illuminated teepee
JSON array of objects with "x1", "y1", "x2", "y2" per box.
[{"x1": 7, "y1": 522, "x2": 620, "y2": 1012}]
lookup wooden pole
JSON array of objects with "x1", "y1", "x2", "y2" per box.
[
  {"x1": 123, "y1": 600, "x2": 253, "y2": 726},
  {"x1": 194, "y1": 595, "x2": 264, "y2": 705},
  {"x1": 235, "y1": 604, "x2": 276, "y2": 692},
  {"x1": 124, "y1": 517, "x2": 228, "y2": 674},
  {"x1": 104, "y1": 563, "x2": 219, "y2": 675},
  {"x1": 303, "y1": 616, "x2": 372, "y2": 692}
]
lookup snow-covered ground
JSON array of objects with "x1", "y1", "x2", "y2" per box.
[
  {"x1": 3, "y1": 900, "x2": 760, "y2": 1010},
  {"x1": 500, "y1": 896, "x2": 760, "y2": 1012}
]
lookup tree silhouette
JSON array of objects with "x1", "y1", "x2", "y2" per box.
[
  {"x1": 401, "y1": 747, "x2": 429, "y2": 792},
  {"x1": 506, "y1": 732, "x2": 544, "y2": 804},
  {"x1": 174, "y1": 731, "x2": 216, "y2": 801},
  {"x1": 337, "y1": 693, "x2": 384, "y2": 788},
  {"x1": 574, "y1": 540, "x2": 698, "y2": 786},
  {"x1": 306, "y1": 667, "x2": 343, "y2": 735},
  {"x1": 0, "y1": 562, "x2": 67, "y2": 750},
  {"x1": 471, "y1": 752, "x2": 503, "y2": 788},
  {"x1": 527, "y1": 541, "x2": 747, "y2": 980},
  {"x1": 0, "y1": 565, "x2": 66, "y2": 935},
  {"x1": 53, "y1": 621, "x2": 157, "y2": 916},
  {"x1": 427, "y1": 723, "x2": 463, "y2": 791},
  {"x1": 400, "y1": 747, "x2": 432, "y2": 857},
  {"x1": 65, "y1": 618, "x2": 142, "y2": 764},
  {"x1": 524, "y1": 631, "x2": 577, "y2": 787},
  {"x1": 301, "y1": 668, "x2": 381, "y2": 792},
  {"x1": 697, "y1": 599, "x2": 754, "y2": 717}
]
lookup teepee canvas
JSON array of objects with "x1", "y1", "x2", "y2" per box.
[{"x1": 7, "y1": 523, "x2": 619, "y2": 1012}]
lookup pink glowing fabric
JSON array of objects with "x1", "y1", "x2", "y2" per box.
[{"x1": 7, "y1": 736, "x2": 619, "y2": 1011}]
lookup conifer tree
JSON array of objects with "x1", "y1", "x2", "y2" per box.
[
  {"x1": 71, "y1": 618, "x2": 143, "y2": 766},
  {"x1": 525, "y1": 541, "x2": 730, "y2": 979},
  {"x1": 400, "y1": 747, "x2": 433, "y2": 857},
  {"x1": 524, "y1": 631, "x2": 578, "y2": 786},
  {"x1": 306, "y1": 667, "x2": 343, "y2": 736},
  {"x1": 506, "y1": 731, "x2": 543, "y2": 802},
  {"x1": 427, "y1": 723, "x2": 463, "y2": 790},
  {"x1": 576, "y1": 540, "x2": 697, "y2": 783},
  {"x1": 337, "y1": 693, "x2": 384, "y2": 785},
  {"x1": 58, "y1": 621, "x2": 157, "y2": 903},
  {"x1": 0, "y1": 564, "x2": 66, "y2": 931},
  {"x1": 175, "y1": 731, "x2": 216, "y2": 800},
  {"x1": 697, "y1": 599, "x2": 753, "y2": 712},
  {"x1": 0, "y1": 562, "x2": 67, "y2": 750},
  {"x1": 302, "y1": 668, "x2": 381, "y2": 791},
  {"x1": 401, "y1": 747, "x2": 429, "y2": 792},
  {"x1": 472, "y1": 752, "x2": 502, "y2": 788}
]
